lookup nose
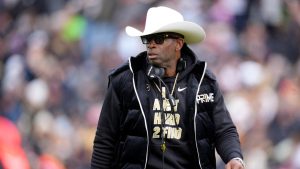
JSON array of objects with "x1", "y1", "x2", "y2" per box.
[{"x1": 147, "y1": 40, "x2": 156, "y2": 48}]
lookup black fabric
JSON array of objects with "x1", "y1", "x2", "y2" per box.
[
  {"x1": 147, "y1": 75, "x2": 197, "y2": 169},
  {"x1": 91, "y1": 45, "x2": 243, "y2": 169}
]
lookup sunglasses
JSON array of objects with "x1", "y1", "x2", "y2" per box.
[{"x1": 141, "y1": 33, "x2": 184, "y2": 44}]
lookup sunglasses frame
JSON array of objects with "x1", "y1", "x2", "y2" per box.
[{"x1": 141, "y1": 32, "x2": 184, "y2": 45}]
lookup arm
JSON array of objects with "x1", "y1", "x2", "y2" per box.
[
  {"x1": 210, "y1": 81, "x2": 244, "y2": 164},
  {"x1": 91, "y1": 77, "x2": 122, "y2": 169}
]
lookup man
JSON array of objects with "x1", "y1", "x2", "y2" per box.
[{"x1": 91, "y1": 6, "x2": 245, "y2": 169}]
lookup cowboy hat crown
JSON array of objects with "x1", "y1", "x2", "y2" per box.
[{"x1": 125, "y1": 6, "x2": 206, "y2": 44}]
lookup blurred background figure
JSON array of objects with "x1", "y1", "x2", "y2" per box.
[
  {"x1": 0, "y1": 0, "x2": 299, "y2": 169},
  {"x1": 0, "y1": 116, "x2": 30, "y2": 169}
]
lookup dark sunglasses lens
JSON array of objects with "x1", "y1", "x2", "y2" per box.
[
  {"x1": 154, "y1": 35, "x2": 164, "y2": 44},
  {"x1": 141, "y1": 35, "x2": 165, "y2": 44}
]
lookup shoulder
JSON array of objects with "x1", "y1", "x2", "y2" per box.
[
  {"x1": 193, "y1": 61, "x2": 216, "y2": 82},
  {"x1": 109, "y1": 61, "x2": 130, "y2": 77},
  {"x1": 110, "y1": 51, "x2": 147, "y2": 78},
  {"x1": 201, "y1": 69, "x2": 219, "y2": 93},
  {"x1": 108, "y1": 62, "x2": 132, "y2": 88},
  {"x1": 204, "y1": 69, "x2": 216, "y2": 82}
]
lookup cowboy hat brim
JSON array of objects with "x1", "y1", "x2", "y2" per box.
[{"x1": 125, "y1": 21, "x2": 206, "y2": 44}]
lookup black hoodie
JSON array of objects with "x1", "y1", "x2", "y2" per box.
[{"x1": 91, "y1": 45, "x2": 243, "y2": 169}]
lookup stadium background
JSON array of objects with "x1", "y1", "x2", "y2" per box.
[{"x1": 0, "y1": 0, "x2": 299, "y2": 168}]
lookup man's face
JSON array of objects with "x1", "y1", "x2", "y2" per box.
[{"x1": 141, "y1": 33, "x2": 183, "y2": 68}]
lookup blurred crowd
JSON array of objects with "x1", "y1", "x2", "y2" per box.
[{"x1": 0, "y1": 0, "x2": 299, "y2": 169}]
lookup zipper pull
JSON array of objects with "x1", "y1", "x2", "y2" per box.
[{"x1": 161, "y1": 141, "x2": 166, "y2": 152}]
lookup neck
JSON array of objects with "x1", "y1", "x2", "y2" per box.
[
  {"x1": 164, "y1": 66, "x2": 177, "y2": 77},
  {"x1": 164, "y1": 54, "x2": 181, "y2": 77}
]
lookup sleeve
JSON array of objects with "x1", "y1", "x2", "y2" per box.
[
  {"x1": 91, "y1": 76, "x2": 122, "y2": 169},
  {"x1": 211, "y1": 81, "x2": 243, "y2": 163}
]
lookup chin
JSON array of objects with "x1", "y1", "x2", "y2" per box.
[
  {"x1": 148, "y1": 60, "x2": 158, "y2": 66},
  {"x1": 148, "y1": 59, "x2": 165, "y2": 68},
  {"x1": 152, "y1": 63, "x2": 163, "y2": 68}
]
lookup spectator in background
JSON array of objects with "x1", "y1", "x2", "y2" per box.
[{"x1": 0, "y1": 116, "x2": 30, "y2": 169}]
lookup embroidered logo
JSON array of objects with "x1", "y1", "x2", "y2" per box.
[
  {"x1": 196, "y1": 93, "x2": 214, "y2": 103},
  {"x1": 178, "y1": 87, "x2": 187, "y2": 92}
]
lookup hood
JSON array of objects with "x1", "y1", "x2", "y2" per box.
[{"x1": 129, "y1": 44, "x2": 199, "y2": 80}]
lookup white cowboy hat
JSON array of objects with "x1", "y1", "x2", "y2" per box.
[{"x1": 125, "y1": 6, "x2": 206, "y2": 44}]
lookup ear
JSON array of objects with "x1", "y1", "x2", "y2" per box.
[{"x1": 176, "y1": 39, "x2": 184, "y2": 51}]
